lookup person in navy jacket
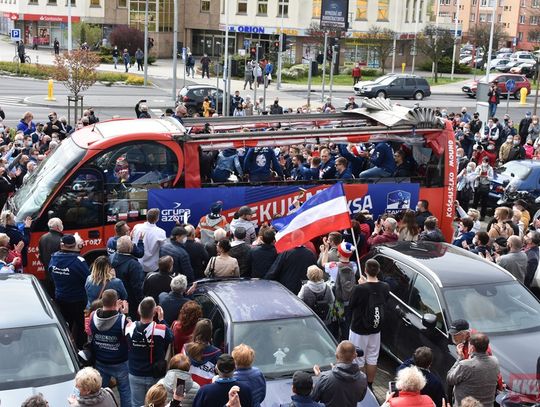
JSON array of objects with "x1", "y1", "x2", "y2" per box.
[
  {"x1": 106, "y1": 220, "x2": 144, "y2": 261},
  {"x1": 358, "y1": 141, "x2": 396, "y2": 179},
  {"x1": 89, "y1": 289, "x2": 131, "y2": 407},
  {"x1": 49, "y1": 234, "x2": 90, "y2": 348},
  {"x1": 290, "y1": 154, "x2": 312, "y2": 181},
  {"x1": 338, "y1": 144, "x2": 366, "y2": 178},
  {"x1": 319, "y1": 148, "x2": 336, "y2": 180},
  {"x1": 452, "y1": 218, "x2": 475, "y2": 248},
  {"x1": 335, "y1": 157, "x2": 353, "y2": 179},
  {"x1": 125, "y1": 297, "x2": 173, "y2": 407},
  {"x1": 244, "y1": 147, "x2": 283, "y2": 182}
]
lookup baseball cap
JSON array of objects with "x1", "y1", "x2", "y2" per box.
[
  {"x1": 210, "y1": 201, "x2": 223, "y2": 214},
  {"x1": 61, "y1": 234, "x2": 76, "y2": 246},
  {"x1": 216, "y1": 354, "x2": 236, "y2": 374},
  {"x1": 171, "y1": 226, "x2": 187, "y2": 238},
  {"x1": 448, "y1": 319, "x2": 470, "y2": 335},
  {"x1": 495, "y1": 237, "x2": 507, "y2": 248},
  {"x1": 526, "y1": 111, "x2": 532, "y2": 117},
  {"x1": 292, "y1": 371, "x2": 313, "y2": 394}
]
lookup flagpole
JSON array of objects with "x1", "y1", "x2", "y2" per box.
[{"x1": 349, "y1": 226, "x2": 362, "y2": 274}]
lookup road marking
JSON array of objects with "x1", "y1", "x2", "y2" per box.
[
  {"x1": 0, "y1": 96, "x2": 26, "y2": 107},
  {"x1": 151, "y1": 108, "x2": 163, "y2": 115}
]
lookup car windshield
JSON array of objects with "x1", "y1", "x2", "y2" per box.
[
  {"x1": 376, "y1": 76, "x2": 398, "y2": 85},
  {"x1": 232, "y1": 317, "x2": 336, "y2": 377},
  {"x1": 11, "y1": 137, "x2": 86, "y2": 221},
  {"x1": 444, "y1": 282, "x2": 540, "y2": 334},
  {"x1": 496, "y1": 161, "x2": 531, "y2": 180},
  {"x1": 0, "y1": 324, "x2": 76, "y2": 390}
]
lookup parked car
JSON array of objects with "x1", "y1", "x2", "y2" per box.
[
  {"x1": 461, "y1": 73, "x2": 530, "y2": 99},
  {"x1": 361, "y1": 241, "x2": 540, "y2": 403},
  {"x1": 176, "y1": 85, "x2": 224, "y2": 116},
  {"x1": 191, "y1": 278, "x2": 379, "y2": 407},
  {"x1": 509, "y1": 62, "x2": 537, "y2": 78},
  {"x1": 0, "y1": 274, "x2": 79, "y2": 406},
  {"x1": 496, "y1": 52, "x2": 513, "y2": 60},
  {"x1": 489, "y1": 58, "x2": 511, "y2": 71},
  {"x1": 489, "y1": 159, "x2": 540, "y2": 206},
  {"x1": 353, "y1": 74, "x2": 431, "y2": 100},
  {"x1": 498, "y1": 60, "x2": 522, "y2": 73},
  {"x1": 510, "y1": 51, "x2": 536, "y2": 64}
]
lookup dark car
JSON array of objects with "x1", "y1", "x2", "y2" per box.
[
  {"x1": 354, "y1": 74, "x2": 431, "y2": 100},
  {"x1": 361, "y1": 241, "x2": 540, "y2": 402},
  {"x1": 191, "y1": 279, "x2": 379, "y2": 407},
  {"x1": 489, "y1": 160, "x2": 540, "y2": 206},
  {"x1": 176, "y1": 85, "x2": 224, "y2": 116},
  {"x1": 461, "y1": 73, "x2": 531, "y2": 99},
  {"x1": 0, "y1": 274, "x2": 79, "y2": 406}
]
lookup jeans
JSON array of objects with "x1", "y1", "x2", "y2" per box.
[
  {"x1": 488, "y1": 102, "x2": 498, "y2": 118},
  {"x1": 96, "y1": 361, "x2": 131, "y2": 407},
  {"x1": 202, "y1": 66, "x2": 210, "y2": 78},
  {"x1": 359, "y1": 166, "x2": 392, "y2": 179},
  {"x1": 129, "y1": 374, "x2": 157, "y2": 407},
  {"x1": 113, "y1": 56, "x2": 118, "y2": 68}
]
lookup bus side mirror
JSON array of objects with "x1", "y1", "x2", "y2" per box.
[{"x1": 422, "y1": 313, "x2": 437, "y2": 330}]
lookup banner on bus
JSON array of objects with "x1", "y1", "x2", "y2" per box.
[{"x1": 148, "y1": 183, "x2": 420, "y2": 235}]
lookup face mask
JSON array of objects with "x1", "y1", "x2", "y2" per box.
[
  {"x1": 513, "y1": 140, "x2": 520, "y2": 145},
  {"x1": 482, "y1": 163, "x2": 489, "y2": 168},
  {"x1": 473, "y1": 238, "x2": 479, "y2": 246},
  {"x1": 25, "y1": 141, "x2": 32, "y2": 147},
  {"x1": 507, "y1": 138, "x2": 513, "y2": 143},
  {"x1": 467, "y1": 166, "x2": 474, "y2": 172},
  {"x1": 488, "y1": 146, "x2": 494, "y2": 151},
  {"x1": 180, "y1": 237, "x2": 187, "y2": 244}
]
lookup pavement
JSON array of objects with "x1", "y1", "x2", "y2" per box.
[{"x1": 1, "y1": 35, "x2": 474, "y2": 111}]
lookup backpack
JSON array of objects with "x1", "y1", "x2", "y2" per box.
[
  {"x1": 362, "y1": 285, "x2": 386, "y2": 331},
  {"x1": 335, "y1": 264, "x2": 356, "y2": 304},
  {"x1": 304, "y1": 285, "x2": 330, "y2": 323}
]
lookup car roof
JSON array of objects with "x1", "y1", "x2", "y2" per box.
[
  {"x1": 196, "y1": 279, "x2": 314, "y2": 322},
  {"x1": 375, "y1": 241, "x2": 516, "y2": 288},
  {"x1": 502, "y1": 159, "x2": 540, "y2": 168},
  {"x1": 0, "y1": 274, "x2": 57, "y2": 328},
  {"x1": 186, "y1": 84, "x2": 216, "y2": 89}
]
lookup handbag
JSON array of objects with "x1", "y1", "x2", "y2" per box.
[
  {"x1": 208, "y1": 256, "x2": 217, "y2": 278},
  {"x1": 139, "y1": 322, "x2": 168, "y2": 379}
]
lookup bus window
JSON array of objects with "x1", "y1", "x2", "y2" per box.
[
  {"x1": 47, "y1": 169, "x2": 104, "y2": 230},
  {"x1": 87, "y1": 142, "x2": 179, "y2": 223}
]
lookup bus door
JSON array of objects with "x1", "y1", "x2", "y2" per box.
[{"x1": 46, "y1": 167, "x2": 106, "y2": 254}]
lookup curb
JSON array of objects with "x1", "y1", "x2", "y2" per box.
[{"x1": 22, "y1": 96, "x2": 175, "y2": 109}]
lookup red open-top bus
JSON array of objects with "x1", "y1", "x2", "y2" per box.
[{"x1": 9, "y1": 100, "x2": 457, "y2": 279}]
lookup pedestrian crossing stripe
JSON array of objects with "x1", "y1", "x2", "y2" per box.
[{"x1": 0, "y1": 96, "x2": 25, "y2": 106}]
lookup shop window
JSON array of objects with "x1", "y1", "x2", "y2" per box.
[
  {"x1": 257, "y1": 0, "x2": 268, "y2": 15},
  {"x1": 201, "y1": 0, "x2": 210, "y2": 12},
  {"x1": 28, "y1": 0, "x2": 38, "y2": 4},
  {"x1": 356, "y1": 0, "x2": 367, "y2": 20},
  {"x1": 312, "y1": 0, "x2": 321, "y2": 18},
  {"x1": 118, "y1": 0, "x2": 127, "y2": 6},
  {"x1": 90, "y1": 0, "x2": 100, "y2": 6},
  {"x1": 48, "y1": 0, "x2": 57, "y2": 4},
  {"x1": 278, "y1": 0, "x2": 288, "y2": 17},
  {"x1": 237, "y1": 0, "x2": 247, "y2": 14},
  {"x1": 378, "y1": 0, "x2": 389, "y2": 21}
]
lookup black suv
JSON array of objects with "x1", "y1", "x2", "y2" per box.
[
  {"x1": 361, "y1": 241, "x2": 540, "y2": 402},
  {"x1": 354, "y1": 74, "x2": 431, "y2": 100},
  {"x1": 176, "y1": 85, "x2": 224, "y2": 116}
]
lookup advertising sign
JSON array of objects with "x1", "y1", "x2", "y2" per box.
[
  {"x1": 149, "y1": 183, "x2": 419, "y2": 235},
  {"x1": 320, "y1": 0, "x2": 349, "y2": 30}
]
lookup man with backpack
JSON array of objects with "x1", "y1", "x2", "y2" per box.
[{"x1": 349, "y1": 258, "x2": 389, "y2": 389}]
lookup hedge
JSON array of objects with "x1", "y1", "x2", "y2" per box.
[{"x1": 419, "y1": 57, "x2": 472, "y2": 74}]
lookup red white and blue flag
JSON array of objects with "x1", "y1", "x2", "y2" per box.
[{"x1": 271, "y1": 183, "x2": 352, "y2": 253}]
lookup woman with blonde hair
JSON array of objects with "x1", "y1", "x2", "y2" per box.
[
  {"x1": 144, "y1": 383, "x2": 168, "y2": 407},
  {"x1": 84, "y1": 255, "x2": 127, "y2": 308},
  {"x1": 68, "y1": 367, "x2": 117, "y2": 406},
  {"x1": 158, "y1": 354, "x2": 200, "y2": 406},
  {"x1": 298, "y1": 265, "x2": 334, "y2": 326},
  {"x1": 232, "y1": 344, "x2": 266, "y2": 407},
  {"x1": 488, "y1": 207, "x2": 514, "y2": 240}
]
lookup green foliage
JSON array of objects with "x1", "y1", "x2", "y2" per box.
[
  {"x1": 419, "y1": 57, "x2": 472, "y2": 74},
  {"x1": 358, "y1": 68, "x2": 380, "y2": 77},
  {"x1": 125, "y1": 74, "x2": 148, "y2": 85},
  {"x1": 0, "y1": 62, "x2": 55, "y2": 78},
  {"x1": 99, "y1": 54, "x2": 155, "y2": 65},
  {"x1": 282, "y1": 64, "x2": 311, "y2": 80},
  {"x1": 72, "y1": 22, "x2": 102, "y2": 48},
  {"x1": 97, "y1": 72, "x2": 128, "y2": 82}
]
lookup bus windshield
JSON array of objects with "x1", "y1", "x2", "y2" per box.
[{"x1": 12, "y1": 138, "x2": 86, "y2": 221}]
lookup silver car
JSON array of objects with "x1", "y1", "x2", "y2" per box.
[{"x1": 0, "y1": 274, "x2": 79, "y2": 406}]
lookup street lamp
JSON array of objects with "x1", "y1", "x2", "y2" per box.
[
  {"x1": 484, "y1": 0, "x2": 497, "y2": 80},
  {"x1": 172, "y1": 0, "x2": 178, "y2": 102},
  {"x1": 143, "y1": 0, "x2": 149, "y2": 86},
  {"x1": 450, "y1": 0, "x2": 461, "y2": 80},
  {"x1": 411, "y1": 0, "x2": 421, "y2": 74},
  {"x1": 67, "y1": 0, "x2": 72, "y2": 51}
]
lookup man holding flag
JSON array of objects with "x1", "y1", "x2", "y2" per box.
[{"x1": 265, "y1": 184, "x2": 354, "y2": 295}]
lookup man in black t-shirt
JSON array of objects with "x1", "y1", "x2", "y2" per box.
[{"x1": 349, "y1": 259, "x2": 389, "y2": 389}]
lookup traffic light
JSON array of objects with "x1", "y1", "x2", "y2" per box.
[{"x1": 280, "y1": 34, "x2": 289, "y2": 52}]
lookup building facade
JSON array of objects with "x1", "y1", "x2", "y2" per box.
[{"x1": 0, "y1": 0, "x2": 104, "y2": 48}]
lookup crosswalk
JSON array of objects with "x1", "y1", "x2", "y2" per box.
[{"x1": 0, "y1": 96, "x2": 27, "y2": 107}]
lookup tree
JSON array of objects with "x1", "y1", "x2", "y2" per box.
[
  {"x1": 72, "y1": 22, "x2": 102, "y2": 49},
  {"x1": 53, "y1": 49, "x2": 100, "y2": 98},
  {"x1": 416, "y1": 25, "x2": 454, "y2": 83},
  {"x1": 469, "y1": 23, "x2": 506, "y2": 66},
  {"x1": 364, "y1": 26, "x2": 396, "y2": 74},
  {"x1": 109, "y1": 26, "x2": 144, "y2": 55}
]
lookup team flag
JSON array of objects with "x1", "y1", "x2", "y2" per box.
[{"x1": 271, "y1": 183, "x2": 352, "y2": 253}]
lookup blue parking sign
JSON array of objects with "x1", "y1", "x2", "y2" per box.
[
  {"x1": 506, "y1": 79, "x2": 516, "y2": 92},
  {"x1": 10, "y1": 29, "x2": 21, "y2": 41}
]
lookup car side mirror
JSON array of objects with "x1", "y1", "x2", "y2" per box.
[
  {"x1": 535, "y1": 196, "x2": 540, "y2": 204},
  {"x1": 422, "y1": 313, "x2": 437, "y2": 330}
]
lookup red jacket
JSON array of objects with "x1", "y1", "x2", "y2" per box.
[
  {"x1": 388, "y1": 391, "x2": 434, "y2": 407},
  {"x1": 367, "y1": 231, "x2": 398, "y2": 248}
]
